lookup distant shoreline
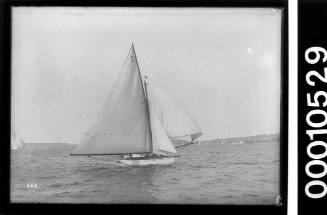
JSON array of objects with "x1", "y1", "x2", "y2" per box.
[{"x1": 199, "y1": 133, "x2": 280, "y2": 145}]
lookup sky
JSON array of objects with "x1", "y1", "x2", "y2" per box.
[{"x1": 11, "y1": 7, "x2": 282, "y2": 143}]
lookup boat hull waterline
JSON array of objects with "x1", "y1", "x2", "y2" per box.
[{"x1": 119, "y1": 157, "x2": 175, "y2": 166}]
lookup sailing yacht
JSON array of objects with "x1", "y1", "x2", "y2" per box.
[
  {"x1": 71, "y1": 44, "x2": 202, "y2": 165},
  {"x1": 11, "y1": 135, "x2": 25, "y2": 151}
]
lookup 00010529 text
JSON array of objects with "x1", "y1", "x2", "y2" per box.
[{"x1": 304, "y1": 46, "x2": 327, "y2": 199}]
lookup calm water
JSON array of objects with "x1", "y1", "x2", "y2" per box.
[{"x1": 11, "y1": 140, "x2": 280, "y2": 204}]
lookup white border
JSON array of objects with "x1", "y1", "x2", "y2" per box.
[{"x1": 288, "y1": 0, "x2": 298, "y2": 214}]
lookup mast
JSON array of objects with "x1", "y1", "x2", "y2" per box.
[
  {"x1": 144, "y1": 78, "x2": 153, "y2": 154},
  {"x1": 131, "y1": 44, "x2": 153, "y2": 153}
]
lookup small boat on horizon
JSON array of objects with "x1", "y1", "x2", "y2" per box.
[
  {"x1": 71, "y1": 44, "x2": 202, "y2": 166},
  {"x1": 11, "y1": 135, "x2": 25, "y2": 151}
]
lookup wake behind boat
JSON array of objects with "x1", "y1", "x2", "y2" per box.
[{"x1": 71, "y1": 44, "x2": 202, "y2": 166}]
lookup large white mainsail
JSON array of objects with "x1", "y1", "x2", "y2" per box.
[
  {"x1": 146, "y1": 83, "x2": 202, "y2": 141},
  {"x1": 146, "y1": 82, "x2": 177, "y2": 156},
  {"x1": 71, "y1": 45, "x2": 152, "y2": 155}
]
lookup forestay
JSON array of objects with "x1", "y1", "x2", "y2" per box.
[{"x1": 72, "y1": 45, "x2": 152, "y2": 155}]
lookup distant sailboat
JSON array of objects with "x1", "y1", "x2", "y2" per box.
[
  {"x1": 71, "y1": 44, "x2": 202, "y2": 165},
  {"x1": 11, "y1": 135, "x2": 25, "y2": 151}
]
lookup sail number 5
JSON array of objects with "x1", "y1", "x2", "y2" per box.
[{"x1": 305, "y1": 46, "x2": 327, "y2": 199}]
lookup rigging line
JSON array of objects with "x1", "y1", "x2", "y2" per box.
[
  {"x1": 175, "y1": 142, "x2": 194, "y2": 149},
  {"x1": 170, "y1": 132, "x2": 202, "y2": 139}
]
